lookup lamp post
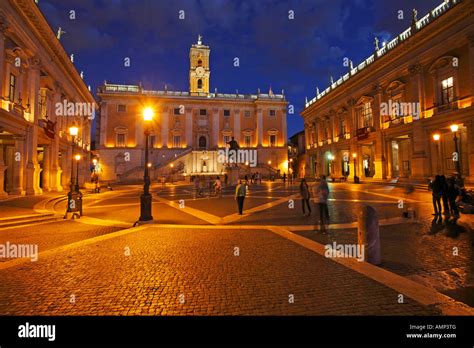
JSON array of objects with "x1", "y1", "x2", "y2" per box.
[
  {"x1": 68, "y1": 125, "x2": 78, "y2": 192},
  {"x1": 432, "y1": 133, "x2": 441, "y2": 174},
  {"x1": 450, "y1": 124, "x2": 461, "y2": 175},
  {"x1": 138, "y1": 108, "x2": 154, "y2": 223},
  {"x1": 352, "y1": 153, "x2": 357, "y2": 182},
  {"x1": 74, "y1": 154, "x2": 81, "y2": 192}
]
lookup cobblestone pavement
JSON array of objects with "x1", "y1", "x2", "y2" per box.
[
  {"x1": 0, "y1": 181, "x2": 472, "y2": 315},
  {"x1": 0, "y1": 221, "x2": 123, "y2": 262},
  {"x1": 294, "y1": 198, "x2": 474, "y2": 306},
  {"x1": 0, "y1": 227, "x2": 441, "y2": 316}
]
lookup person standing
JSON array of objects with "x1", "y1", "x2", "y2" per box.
[
  {"x1": 300, "y1": 179, "x2": 311, "y2": 217},
  {"x1": 312, "y1": 175, "x2": 330, "y2": 233},
  {"x1": 283, "y1": 173, "x2": 287, "y2": 184},
  {"x1": 440, "y1": 175, "x2": 449, "y2": 216},
  {"x1": 429, "y1": 175, "x2": 442, "y2": 216},
  {"x1": 224, "y1": 173, "x2": 228, "y2": 187},
  {"x1": 235, "y1": 179, "x2": 247, "y2": 215}
]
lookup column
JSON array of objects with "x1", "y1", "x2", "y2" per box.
[
  {"x1": 99, "y1": 101, "x2": 108, "y2": 147},
  {"x1": 212, "y1": 108, "x2": 219, "y2": 147},
  {"x1": 50, "y1": 88, "x2": 62, "y2": 191},
  {"x1": 0, "y1": 16, "x2": 7, "y2": 99},
  {"x1": 25, "y1": 59, "x2": 42, "y2": 194},
  {"x1": 409, "y1": 65, "x2": 429, "y2": 179},
  {"x1": 0, "y1": 146, "x2": 8, "y2": 197},
  {"x1": 233, "y1": 109, "x2": 241, "y2": 144},
  {"x1": 186, "y1": 108, "x2": 193, "y2": 147},
  {"x1": 161, "y1": 107, "x2": 169, "y2": 148},
  {"x1": 372, "y1": 85, "x2": 386, "y2": 179},
  {"x1": 467, "y1": 34, "x2": 474, "y2": 99},
  {"x1": 304, "y1": 123, "x2": 310, "y2": 149},
  {"x1": 408, "y1": 63, "x2": 425, "y2": 119},
  {"x1": 12, "y1": 136, "x2": 25, "y2": 195},
  {"x1": 256, "y1": 108, "x2": 263, "y2": 146},
  {"x1": 281, "y1": 109, "x2": 287, "y2": 147},
  {"x1": 466, "y1": 120, "x2": 474, "y2": 183}
]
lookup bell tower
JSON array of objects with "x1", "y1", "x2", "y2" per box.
[{"x1": 189, "y1": 35, "x2": 210, "y2": 94}]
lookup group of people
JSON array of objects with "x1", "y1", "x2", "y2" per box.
[
  {"x1": 246, "y1": 172, "x2": 262, "y2": 185},
  {"x1": 299, "y1": 176, "x2": 330, "y2": 233},
  {"x1": 193, "y1": 175, "x2": 224, "y2": 198},
  {"x1": 429, "y1": 175, "x2": 463, "y2": 219}
]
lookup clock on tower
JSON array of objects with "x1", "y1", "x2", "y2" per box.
[{"x1": 189, "y1": 35, "x2": 210, "y2": 94}]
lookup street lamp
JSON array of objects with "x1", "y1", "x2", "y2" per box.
[
  {"x1": 138, "y1": 107, "x2": 154, "y2": 223},
  {"x1": 74, "y1": 154, "x2": 81, "y2": 192},
  {"x1": 450, "y1": 124, "x2": 461, "y2": 175},
  {"x1": 432, "y1": 133, "x2": 441, "y2": 174},
  {"x1": 68, "y1": 125, "x2": 79, "y2": 192}
]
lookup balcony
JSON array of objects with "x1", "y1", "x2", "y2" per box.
[{"x1": 355, "y1": 127, "x2": 375, "y2": 140}]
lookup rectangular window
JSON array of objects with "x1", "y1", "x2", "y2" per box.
[
  {"x1": 244, "y1": 135, "x2": 251, "y2": 147},
  {"x1": 441, "y1": 77, "x2": 454, "y2": 105},
  {"x1": 9, "y1": 74, "x2": 16, "y2": 102},
  {"x1": 150, "y1": 135, "x2": 156, "y2": 148},
  {"x1": 245, "y1": 110, "x2": 251, "y2": 117},
  {"x1": 174, "y1": 108, "x2": 182, "y2": 115},
  {"x1": 359, "y1": 102, "x2": 373, "y2": 128},
  {"x1": 223, "y1": 135, "x2": 230, "y2": 146},
  {"x1": 224, "y1": 109, "x2": 230, "y2": 117},
  {"x1": 116, "y1": 133, "x2": 125, "y2": 147},
  {"x1": 269, "y1": 135, "x2": 276, "y2": 147},
  {"x1": 117, "y1": 104, "x2": 126, "y2": 112},
  {"x1": 340, "y1": 119, "x2": 346, "y2": 135},
  {"x1": 269, "y1": 110, "x2": 276, "y2": 116},
  {"x1": 173, "y1": 136, "x2": 181, "y2": 148},
  {"x1": 200, "y1": 109, "x2": 207, "y2": 116}
]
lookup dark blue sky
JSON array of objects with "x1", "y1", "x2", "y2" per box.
[{"x1": 39, "y1": 0, "x2": 440, "y2": 137}]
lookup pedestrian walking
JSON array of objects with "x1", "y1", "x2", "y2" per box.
[
  {"x1": 300, "y1": 178, "x2": 311, "y2": 216},
  {"x1": 283, "y1": 173, "x2": 287, "y2": 184},
  {"x1": 429, "y1": 175, "x2": 443, "y2": 216},
  {"x1": 312, "y1": 175, "x2": 330, "y2": 233},
  {"x1": 440, "y1": 175, "x2": 450, "y2": 216},
  {"x1": 235, "y1": 179, "x2": 247, "y2": 215},
  {"x1": 224, "y1": 173, "x2": 228, "y2": 186}
]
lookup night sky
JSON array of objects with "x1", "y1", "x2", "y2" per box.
[{"x1": 39, "y1": 0, "x2": 440, "y2": 138}]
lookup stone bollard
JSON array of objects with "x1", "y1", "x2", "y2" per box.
[{"x1": 357, "y1": 205, "x2": 381, "y2": 265}]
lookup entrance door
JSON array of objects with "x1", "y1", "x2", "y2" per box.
[
  {"x1": 391, "y1": 141, "x2": 400, "y2": 177},
  {"x1": 198, "y1": 136, "x2": 207, "y2": 149}
]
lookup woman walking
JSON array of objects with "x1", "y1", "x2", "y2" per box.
[{"x1": 300, "y1": 179, "x2": 311, "y2": 216}]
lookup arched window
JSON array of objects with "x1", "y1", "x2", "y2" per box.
[
  {"x1": 199, "y1": 136, "x2": 207, "y2": 149},
  {"x1": 197, "y1": 79, "x2": 203, "y2": 89},
  {"x1": 197, "y1": 59, "x2": 202, "y2": 67}
]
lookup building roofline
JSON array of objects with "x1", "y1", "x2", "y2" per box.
[
  {"x1": 11, "y1": 0, "x2": 96, "y2": 105},
  {"x1": 303, "y1": 0, "x2": 463, "y2": 111},
  {"x1": 97, "y1": 83, "x2": 287, "y2": 103}
]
